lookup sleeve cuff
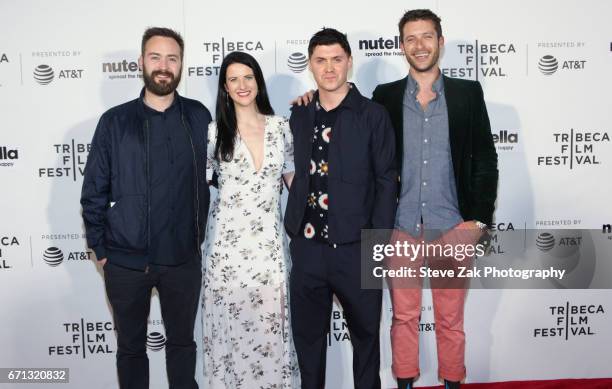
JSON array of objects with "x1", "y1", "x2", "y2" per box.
[{"x1": 92, "y1": 246, "x2": 107, "y2": 261}]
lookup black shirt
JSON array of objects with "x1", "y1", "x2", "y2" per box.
[
  {"x1": 144, "y1": 95, "x2": 198, "y2": 265},
  {"x1": 301, "y1": 100, "x2": 338, "y2": 243}
]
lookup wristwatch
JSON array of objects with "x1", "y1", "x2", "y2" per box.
[{"x1": 474, "y1": 221, "x2": 488, "y2": 230}]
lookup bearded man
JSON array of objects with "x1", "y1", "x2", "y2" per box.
[{"x1": 81, "y1": 27, "x2": 212, "y2": 389}]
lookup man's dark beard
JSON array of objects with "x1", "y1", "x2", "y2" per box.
[{"x1": 143, "y1": 69, "x2": 181, "y2": 96}]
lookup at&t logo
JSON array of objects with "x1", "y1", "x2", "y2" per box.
[
  {"x1": 147, "y1": 332, "x2": 166, "y2": 351},
  {"x1": 42, "y1": 246, "x2": 93, "y2": 267},
  {"x1": 536, "y1": 232, "x2": 555, "y2": 252},
  {"x1": 287, "y1": 52, "x2": 308, "y2": 73},
  {"x1": 537, "y1": 54, "x2": 586, "y2": 75},
  {"x1": 43, "y1": 247, "x2": 64, "y2": 266},
  {"x1": 33, "y1": 64, "x2": 84, "y2": 85},
  {"x1": 34, "y1": 64, "x2": 54, "y2": 85}
]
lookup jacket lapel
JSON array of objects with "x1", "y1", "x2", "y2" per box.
[
  {"x1": 443, "y1": 75, "x2": 468, "y2": 176},
  {"x1": 295, "y1": 99, "x2": 317, "y2": 177}
]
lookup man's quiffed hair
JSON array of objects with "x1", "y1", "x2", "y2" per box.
[
  {"x1": 398, "y1": 9, "x2": 443, "y2": 40},
  {"x1": 308, "y1": 28, "x2": 351, "y2": 57},
  {"x1": 141, "y1": 27, "x2": 184, "y2": 58}
]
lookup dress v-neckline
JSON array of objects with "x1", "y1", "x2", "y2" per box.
[{"x1": 239, "y1": 115, "x2": 268, "y2": 174}]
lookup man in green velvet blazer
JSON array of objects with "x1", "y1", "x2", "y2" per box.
[{"x1": 371, "y1": 9, "x2": 498, "y2": 389}]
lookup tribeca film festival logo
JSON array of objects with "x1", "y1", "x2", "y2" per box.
[
  {"x1": 0, "y1": 52, "x2": 9, "y2": 86},
  {"x1": 442, "y1": 40, "x2": 517, "y2": 80},
  {"x1": 357, "y1": 35, "x2": 404, "y2": 57},
  {"x1": 102, "y1": 58, "x2": 142, "y2": 81},
  {"x1": 0, "y1": 145, "x2": 19, "y2": 167},
  {"x1": 536, "y1": 129, "x2": 609, "y2": 169},
  {"x1": 492, "y1": 129, "x2": 519, "y2": 152},
  {"x1": 38, "y1": 139, "x2": 90, "y2": 181},
  {"x1": 49, "y1": 319, "x2": 114, "y2": 358},
  {"x1": 0, "y1": 236, "x2": 20, "y2": 270},
  {"x1": 536, "y1": 41, "x2": 586, "y2": 76},
  {"x1": 486, "y1": 221, "x2": 519, "y2": 255},
  {"x1": 533, "y1": 302, "x2": 605, "y2": 340},
  {"x1": 328, "y1": 309, "x2": 350, "y2": 346},
  {"x1": 188, "y1": 37, "x2": 264, "y2": 77}
]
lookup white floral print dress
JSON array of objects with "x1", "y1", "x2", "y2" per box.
[{"x1": 202, "y1": 115, "x2": 300, "y2": 388}]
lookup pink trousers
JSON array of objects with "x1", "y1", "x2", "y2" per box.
[{"x1": 388, "y1": 223, "x2": 480, "y2": 382}]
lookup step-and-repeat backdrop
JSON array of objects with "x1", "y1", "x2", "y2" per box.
[{"x1": 1, "y1": 0, "x2": 611, "y2": 387}]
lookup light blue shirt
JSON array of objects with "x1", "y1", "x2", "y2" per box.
[{"x1": 395, "y1": 74, "x2": 463, "y2": 236}]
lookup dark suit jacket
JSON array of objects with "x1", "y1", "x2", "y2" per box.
[
  {"x1": 284, "y1": 85, "x2": 397, "y2": 244},
  {"x1": 372, "y1": 75, "x2": 498, "y2": 225}
]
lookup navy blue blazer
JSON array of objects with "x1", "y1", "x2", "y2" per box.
[{"x1": 284, "y1": 85, "x2": 398, "y2": 244}]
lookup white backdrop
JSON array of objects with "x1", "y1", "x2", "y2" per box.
[{"x1": 1, "y1": 0, "x2": 611, "y2": 387}]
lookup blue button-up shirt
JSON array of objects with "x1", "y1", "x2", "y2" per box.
[{"x1": 395, "y1": 74, "x2": 463, "y2": 236}]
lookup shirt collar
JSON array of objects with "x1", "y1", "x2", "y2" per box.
[
  {"x1": 406, "y1": 73, "x2": 444, "y2": 96},
  {"x1": 140, "y1": 89, "x2": 179, "y2": 116},
  {"x1": 314, "y1": 82, "x2": 361, "y2": 112}
]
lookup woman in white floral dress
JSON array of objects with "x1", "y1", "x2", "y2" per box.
[{"x1": 202, "y1": 51, "x2": 300, "y2": 388}]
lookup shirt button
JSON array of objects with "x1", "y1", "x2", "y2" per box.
[
  {"x1": 421, "y1": 202, "x2": 426, "y2": 207},
  {"x1": 424, "y1": 139, "x2": 428, "y2": 143},
  {"x1": 423, "y1": 160, "x2": 428, "y2": 164},
  {"x1": 423, "y1": 182, "x2": 427, "y2": 186},
  {"x1": 425, "y1": 118, "x2": 429, "y2": 122}
]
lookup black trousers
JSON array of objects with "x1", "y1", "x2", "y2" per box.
[
  {"x1": 104, "y1": 260, "x2": 202, "y2": 389},
  {"x1": 290, "y1": 237, "x2": 382, "y2": 389}
]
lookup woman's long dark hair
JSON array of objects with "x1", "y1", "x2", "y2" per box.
[{"x1": 215, "y1": 51, "x2": 274, "y2": 162}]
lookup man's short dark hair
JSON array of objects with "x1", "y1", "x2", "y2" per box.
[
  {"x1": 398, "y1": 9, "x2": 442, "y2": 41},
  {"x1": 141, "y1": 27, "x2": 184, "y2": 59},
  {"x1": 308, "y1": 28, "x2": 351, "y2": 58}
]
